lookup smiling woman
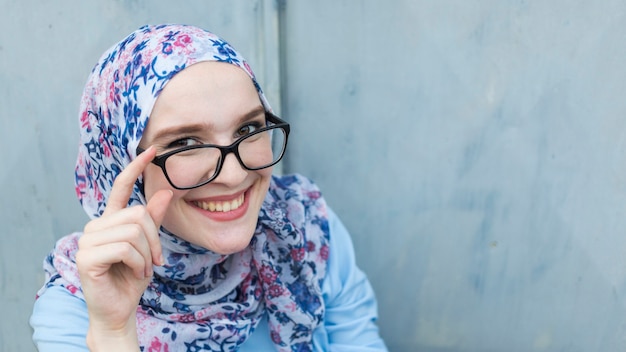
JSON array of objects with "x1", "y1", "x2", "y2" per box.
[
  {"x1": 140, "y1": 62, "x2": 277, "y2": 254},
  {"x1": 29, "y1": 24, "x2": 387, "y2": 351}
]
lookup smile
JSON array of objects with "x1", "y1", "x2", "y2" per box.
[{"x1": 193, "y1": 193, "x2": 245, "y2": 212}]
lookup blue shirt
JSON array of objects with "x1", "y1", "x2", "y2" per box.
[{"x1": 30, "y1": 208, "x2": 388, "y2": 351}]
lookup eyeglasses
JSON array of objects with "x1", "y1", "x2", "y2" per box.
[{"x1": 137, "y1": 112, "x2": 290, "y2": 190}]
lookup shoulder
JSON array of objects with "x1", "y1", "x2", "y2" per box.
[
  {"x1": 319, "y1": 208, "x2": 389, "y2": 351},
  {"x1": 322, "y1": 207, "x2": 358, "y2": 298},
  {"x1": 31, "y1": 285, "x2": 89, "y2": 351}
]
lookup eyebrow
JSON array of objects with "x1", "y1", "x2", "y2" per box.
[{"x1": 149, "y1": 105, "x2": 266, "y2": 143}]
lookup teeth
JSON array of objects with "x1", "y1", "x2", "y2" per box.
[{"x1": 195, "y1": 193, "x2": 244, "y2": 212}]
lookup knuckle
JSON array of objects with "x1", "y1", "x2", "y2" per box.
[
  {"x1": 77, "y1": 230, "x2": 96, "y2": 249},
  {"x1": 75, "y1": 250, "x2": 86, "y2": 264},
  {"x1": 77, "y1": 236, "x2": 87, "y2": 249},
  {"x1": 75, "y1": 250, "x2": 94, "y2": 274},
  {"x1": 127, "y1": 223, "x2": 144, "y2": 241},
  {"x1": 83, "y1": 219, "x2": 99, "y2": 234},
  {"x1": 128, "y1": 205, "x2": 149, "y2": 221},
  {"x1": 117, "y1": 242, "x2": 135, "y2": 257}
]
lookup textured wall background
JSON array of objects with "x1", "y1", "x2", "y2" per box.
[
  {"x1": 281, "y1": 1, "x2": 626, "y2": 351},
  {"x1": 0, "y1": 1, "x2": 279, "y2": 351},
  {"x1": 3, "y1": 1, "x2": 626, "y2": 351}
]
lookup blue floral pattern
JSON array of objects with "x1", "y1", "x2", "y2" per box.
[{"x1": 37, "y1": 24, "x2": 330, "y2": 351}]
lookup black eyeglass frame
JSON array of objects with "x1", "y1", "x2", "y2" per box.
[{"x1": 137, "y1": 112, "x2": 290, "y2": 190}]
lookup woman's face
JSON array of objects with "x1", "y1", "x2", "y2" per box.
[{"x1": 140, "y1": 62, "x2": 272, "y2": 255}]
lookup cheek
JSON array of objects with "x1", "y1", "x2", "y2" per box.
[
  {"x1": 256, "y1": 168, "x2": 273, "y2": 188},
  {"x1": 259, "y1": 163, "x2": 274, "y2": 176}
]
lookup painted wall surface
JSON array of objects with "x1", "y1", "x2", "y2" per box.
[
  {"x1": 3, "y1": 1, "x2": 626, "y2": 351},
  {"x1": 282, "y1": 1, "x2": 626, "y2": 351},
  {"x1": 0, "y1": 1, "x2": 279, "y2": 351}
]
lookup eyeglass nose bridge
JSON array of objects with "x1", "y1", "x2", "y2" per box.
[{"x1": 210, "y1": 140, "x2": 249, "y2": 182}]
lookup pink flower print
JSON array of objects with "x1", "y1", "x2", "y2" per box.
[
  {"x1": 75, "y1": 183, "x2": 84, "y2": 199},
  {"x1": 80, "y1": 111, "x2": 90, "y2": 129},
  {"x1": 285, "y1": 301, "x2": 297, "y2": 312},
  {"x1": 243, "y1": 61, "x2": 255, "y2": 78},
  {"x1": 148, "y1": 337, "x2": 169, "y2": 352},
  {"x1": 108, "y1": 81, "x2": 116, "y2": 104},
  {"x1": 290, "y1": 247, "x2": 305, "y2": 262},
  {"x1": 174, "y1": 34, "x2": 192, "y2": 47},
  {"x1": 254, "y1": 286, "x2": 263, "y2": 299},
  {"x1": 259, "y1": 264, "x2": 278, "y2": 284},
  {"x1": 268, "y1": 284, "x2": 285, "y2": 298},
  {"x1": 66, "y1": 285, "x2": 79, "y2": 294},
  {"x1": 99, "y1": 137, "x2": 111, "y2": 158},
  {"x1": 306, "y1": 240, "x2": 316, "y2": 252},
  {"x1": 93, "y1": 182, "x2": 104, "y2": 202},
  {"x1": 271, "y1": 330, "x2": 282, "y2": 344},
  {"x1": 320, "y1": 244, "x2": 329, "y2": 261},
  {"x1": 178, "y1": 313, "x2": 196, "y2": 323},
  {"x1": 307, "y1": 190, "x2": 322, "y2": 200}
]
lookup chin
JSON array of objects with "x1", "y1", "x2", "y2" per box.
[
  {"x1": 204, "y1": 221, "x2": 259, "y2": 255},
  {"x1": 166, "y1": 212, "x2": 258, "y2": 255},
  {"x1": 209, "y1": 239, "x2": 253, "y2": 255}
]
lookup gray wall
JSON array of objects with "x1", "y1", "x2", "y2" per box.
[
  {"x1": 0, "y1": 1, "x2": 279, "y2": 351},
  {"x1": 282, "y1": 1, "x2": 626, "y2": 351},
  {"x1": 3, "y1": 1, "x2": 626, "y2": 351}
]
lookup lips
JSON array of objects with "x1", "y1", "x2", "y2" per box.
[
  {"x1": 192, "y1": 193, "x2": 245, "y2": 212},
  {"x1": 187, "y1": 185, "x2": 254, "y2": 223}
]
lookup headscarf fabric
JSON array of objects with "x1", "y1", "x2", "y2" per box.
[{"x1": 38, "y1": 24, "x2": 330, "y2": 352}]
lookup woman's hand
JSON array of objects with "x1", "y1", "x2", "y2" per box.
[{"x1": 76, "y1": 146, "x2": 173, "y2": 351}]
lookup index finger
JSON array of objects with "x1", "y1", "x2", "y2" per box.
[{"x1": 103, "y1": 146, "x2": 157, "y2": 216}]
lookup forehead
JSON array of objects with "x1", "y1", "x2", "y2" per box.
[
  {"x1": 143, "y1": 62, "x2": 264, "y2": 137},
  {"x1": 159, "y1": 61, "x2": 259, "y2": 103}
]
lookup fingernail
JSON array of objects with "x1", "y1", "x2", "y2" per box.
[{"x1": 159, "y1": 254, "x2": 165, "y2": 266}]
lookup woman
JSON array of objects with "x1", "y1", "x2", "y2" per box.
[{"x1": 30, "y1": 24, "x2": 387, "y2": 351}]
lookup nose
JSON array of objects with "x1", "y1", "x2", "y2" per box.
[{"x1": 211, "y1": 152, "x2": 248, "y2": 186}]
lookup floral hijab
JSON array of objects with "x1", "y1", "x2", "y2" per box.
[{"x1": 39, "y1": 24, "x2": 330, "y2": 351}]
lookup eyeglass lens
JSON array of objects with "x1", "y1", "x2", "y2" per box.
[{"x1": 164, "y1": 127, "x2": 287, "y2": 189}]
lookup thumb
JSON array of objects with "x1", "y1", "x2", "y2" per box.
[{"x1": 146, "y1": 189, "x2": 174, "y2": 229}]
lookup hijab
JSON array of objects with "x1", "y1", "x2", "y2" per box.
[{"x1": 38, "y1": 24, "x2": 330, "y2": 352}]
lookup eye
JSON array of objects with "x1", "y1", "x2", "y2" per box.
[
  {"x1": 235, "y1": 122, "x2": 262, "y2": 138},
  {"x1": 166, "y1": 137, "x2": 201, "y2": 149}
]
